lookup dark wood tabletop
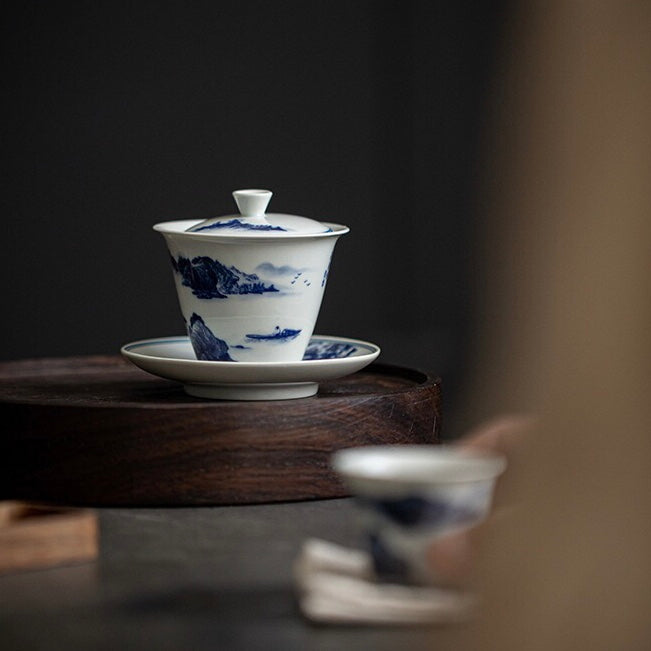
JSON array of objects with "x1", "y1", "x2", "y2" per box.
[
  {"x1": 0, "y1": 499, "x2": 465, "y2": 651},
  {"x1": 1, "y1": 357, "x2": 440, "y2": 506}
]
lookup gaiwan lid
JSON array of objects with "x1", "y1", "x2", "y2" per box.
[{"x1": 184, "y1": 189, "x2": 333, "y2": 237}]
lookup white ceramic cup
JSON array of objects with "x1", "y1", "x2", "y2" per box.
[
  {"x1": 332, "y1": 445, "x2": 507, "y2": 584},
  {"x1": 153, "y1": 190, "x2": 348, "y2": 363}
]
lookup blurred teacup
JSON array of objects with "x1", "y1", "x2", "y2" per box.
[{"x1": 332, "y1": 445, "x2": 507, "y2": 585}]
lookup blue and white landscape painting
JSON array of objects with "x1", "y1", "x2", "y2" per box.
[
  {"x1": 187, "y1": 313, "x2": 234, "y2": 361},
  {"x1": 171, "y1": 255, "x2": 279, "y2": 299},
  {"x1": 188, "y1": 218, "x2": 288, "y2": 233},
  {"x1": 187, "y1": 314, "x2": 303, "y2": 361},
  {"x1": 255, "y1": 262, "x2": 306, "y2": 277},
  {"x1": 245, "y1": 327, "x2": 302, "y2": 342},
  {"x1": 170, "y1": 256, "x2": 322, "y2": 299},
  {"x1": 303, "y1": 340, "x2": 358, "y2": 360},
  {"x1": 185, "y1": 313, "x2": 362, "y2": 363}
]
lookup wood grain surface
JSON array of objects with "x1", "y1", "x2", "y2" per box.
[{"x1": 0, "y1": 356, "x2": 441, "y2": 506}]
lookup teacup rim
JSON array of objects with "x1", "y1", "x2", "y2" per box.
[{"x1": 332, "y1": 445, "x2": 507, "y2": 489}]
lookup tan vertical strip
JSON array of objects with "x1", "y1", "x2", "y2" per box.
[{"x1": 462, "y1": 2, "x2": 651, "y2": 648}]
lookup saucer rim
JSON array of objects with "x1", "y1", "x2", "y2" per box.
[{"x1": 120, "y1": 334, "x2": 380, "y2": 368}]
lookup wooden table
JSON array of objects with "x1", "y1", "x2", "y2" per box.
[{"x1": 1, "y1": 356, "x2": 440, "y2": 505}]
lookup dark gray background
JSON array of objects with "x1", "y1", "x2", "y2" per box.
[{"x1": 1, "y1": 1, "x2": 506, "y2": 414}]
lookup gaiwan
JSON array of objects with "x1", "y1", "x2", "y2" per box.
[{"x1": 153, "y1": 189, "x2": 349, "y2": 363}]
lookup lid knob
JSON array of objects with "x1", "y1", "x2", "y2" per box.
[{"x1": 233, "y1": 189, "x2": 272, "y2": 219}]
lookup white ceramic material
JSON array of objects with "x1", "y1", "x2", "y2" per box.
[
  {"x1": 153, "y1": 189, "x2": 349, "y2": 364},
  {"x1": 121, "y1": 335, "x2": 380, "y2": 401},
  {"x1": 332, "y1": 446, "x2": 507, "y2": 585}
]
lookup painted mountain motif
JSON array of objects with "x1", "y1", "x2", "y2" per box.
[
  {"x1": 187, "y1": 313, "x2": 234, "y2": 361},
  {"x1": 171, "y1": 255, "x2": 279, "y2": 299},
  {"x1": 188, "y1": 218, "x2": 287, "y2": 233},
  {"x1": 245, "y1": 326, "x2": 301, "y2": 342}
]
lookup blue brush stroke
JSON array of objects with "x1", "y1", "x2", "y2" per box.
[
  {"x1": 255, "y1": 262, "x2": 305, "y2": 276},
  {"x1": 369, "y1": 533, "x2": 410, "y2": 582},
  {"x1": 188, "y1": 218, "x2": 287, "y2": 233},
  {"x1": 187, "y1": 313, "x2": 234, "y2": 361},
  {"x1": 364, "y1": 495, "x2": 483, "y2": 528},
  {"x1": 171, "y1": 255, "x2": 279, "y2": 299},
  {"x1": 302, "y1": 341, "x2": 357, "y2": 360},
  {"x1": 245, "y1": 326, "x2": 302, "y2": 342}
]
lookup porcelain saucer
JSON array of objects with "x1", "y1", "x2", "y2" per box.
[{"x1": 121, "y1": 335, "x2": 380, "y2": 401}]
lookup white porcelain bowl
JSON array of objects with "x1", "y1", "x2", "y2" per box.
[
  {"x1": 154, "y1": 190, "x2": 348, "y2": 363},
  {"x1": 332, "y1": 446, "x2": 507, "y2": 584}
]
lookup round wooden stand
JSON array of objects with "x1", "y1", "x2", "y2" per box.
[{"x1": 0, "y1": 356, "x2": 441, "y2": 506}]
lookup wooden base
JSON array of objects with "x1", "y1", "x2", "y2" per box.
[{"x1": 0, "y1": 356, "x2": 441, "y2": 506}]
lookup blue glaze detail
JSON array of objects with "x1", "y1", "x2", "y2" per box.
[
  {"x1": 188, "y1": 218, "x2": 288, "y2": 233},
  {"x1": 171, "y1": 255, "x2": 279, "y2": 299},
  {"x1": 369, "y1": 533, "x2": 410, "y2": 582},
  {"x1": 378, "y1": 497, "x2": 444, "y2": 526},
  {"x1": 187, "y1": 313, "x2": 234, "y2": 361},
  {"x1": 245, "y1": 326, "x2": 301, "y2": 342},
  {"x1": 255, "y1": 262, "x2": 304, "y2": 276},
  {"x1": 303, "y1": 341, "x2": 357, "y2": 360},
  {"x1": 367, "y1": 495, "x2": 483, "y2": 528}
]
